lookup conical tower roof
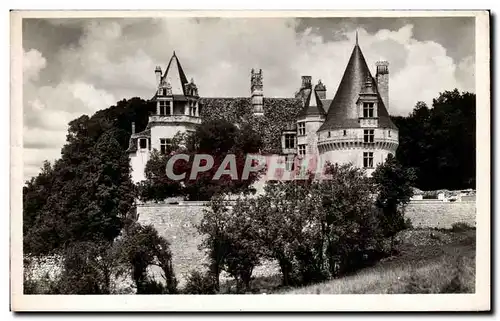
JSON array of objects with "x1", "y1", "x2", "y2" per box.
[
  {"x1": 162, "y1": 51, "x2": 189, "y2": 96},
  {"x1": 297, "y1": 88, "x2": 325, "y2": 118},
  {"x1": 318, "y1": 43, "x2": 397, "y2": 131}
]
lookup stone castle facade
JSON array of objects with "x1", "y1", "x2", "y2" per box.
[{"x1": 127, "y1": 38, "x2": 399, "y2": 184}]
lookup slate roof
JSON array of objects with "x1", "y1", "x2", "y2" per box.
[
  {"x1": 319, "y1": 43, "x2": 397, "y2": 131},
  {"x1": 162, "y1": 52, "x2": 189, "y2": 96},
  {"x1": 199, "y1": 97, "x2": 302, "y2": 153}
]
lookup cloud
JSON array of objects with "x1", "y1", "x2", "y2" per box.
[
  {"x1": 23, "y1": 18, "x2": 475, "y2": 181},
  {"x1": 23, "y1": 49, "x2": 47, "y2": 82}
]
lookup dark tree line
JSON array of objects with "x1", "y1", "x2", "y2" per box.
[
  {"x1": 23, "y1": 98, "x2": 177, "y2": 294},
  {"x1": 391, "y1": 89, "x2": 476, "y2": 191}
]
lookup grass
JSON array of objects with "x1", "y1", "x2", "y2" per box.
[{"x1": 280, "y1": 229, "x2": 475, "y2": 294}]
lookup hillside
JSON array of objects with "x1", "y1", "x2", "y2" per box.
[
  {"x1": 281, "y1": 228, "x2": 475, "y2": 294},
  {"x1": 216, "y1": 227, "x2": 475, "y2": 294}
]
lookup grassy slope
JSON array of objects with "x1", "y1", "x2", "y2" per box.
[{"x1": 281, "y1": 229, "x2": 476, "y2": 294}]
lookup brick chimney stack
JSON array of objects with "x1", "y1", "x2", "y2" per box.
[
  {"x1": 155, "y1": 66, "x2": 162, "y2": 85},
  {"x1": 301, "y1": 75, "x2": 312, "y2": 89},
  {"x1": 251, "y1": 68, "x2": 264, "y2": 116}
]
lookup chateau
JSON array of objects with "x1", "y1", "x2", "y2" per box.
[{"x1": 127, "y1": 37, "x2": 399, "y2": 184}]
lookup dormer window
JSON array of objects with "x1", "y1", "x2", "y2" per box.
[
  {"x1": 139, "y1": 138, "x2": 147, "y2": 150},
  {"x1": 363, "y1": 102, "x2": 374, "y2": 118}
]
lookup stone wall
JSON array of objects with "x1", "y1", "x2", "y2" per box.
[
  {"x1": 137, "y1": 199, "x2": 476, "y2": 284},
  {"x1": 136, "y1": 202, "x2": 208, "y2": 284},
  {"x1": 404, "y1": 200, "x2": 476, "y2": 229}
]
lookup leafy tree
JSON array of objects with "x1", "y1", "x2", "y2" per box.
[
  {"x1": 117, "y1": 223, "x2": 177, "y2": 294},
  {"x1": 196, "y1": 195, "x2": 231, "y2": 291},
  {"x1": 222, "y1": 198, "x2": 261, "y2": 292},
  {"x1": 392, "y1": 89, "x2": 475, "y2": 190},
  {"x1": 372, "y1": 154, "x2": 416, "y2": 252}
]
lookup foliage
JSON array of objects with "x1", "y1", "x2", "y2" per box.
[
  {"x1": 372, "y1": 154, "x2": 416, "y2": 251},
  {"x1": 196, "y1": 195, "x2": 231, "y2": 291},
  {"x1": 117, "y1": 222, "x2": 178, "y2": 294},
  {"x1": 451, "y1": 222, "x2": 475, "y2": 232},
  {"x1": 24, "y1": 127, "x2": 136, "y2": 256},
  {"x1": 140, "y1": 118, "x2": 266, "y2": 202},
  {"x1": 197, "y1": 164, "x2": 389, "y2": 289},
  {"x1": 52, "y1": 241, "x2": 119, "y2": 294},
  {"x1": 182, "y1": 270, "x2": 218, "y2": 294},
  {"x1": 199, "y1": 97, "x2": 302, "y2": 154},
  {"x1": 391, "y1": 89, "x2": 475, "y2": 190}
]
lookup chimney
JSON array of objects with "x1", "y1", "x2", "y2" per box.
[
  {"x1": 155, "y1": 66, "x2": 162, "y2": 85},
  {"x1": 314, "y1": 79, "x2": 327, "y2": 100},
  {"x1": 376, "y1": 61, "x2": 389, "y2": 110},
  {"x1": 301, "y1": 76, "x2": 312, "y2": 89},
  {"x1": 251, "y1": 68, "x2": 264, "y2": 116},
  {"x1": 131, "y1": 122, "x2": 135, "y2": 134}
]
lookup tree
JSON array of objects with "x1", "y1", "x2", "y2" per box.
[
  {"x1": 117, "y1": 223, "x2": 177, "y2": 294},
  {"x1": 196, "y1": 195, "x2": 231, "y2": 292},
  {"x1": 372, "y1": 154, "x2": 416, "y2": 252},
  {"x1": 391, "y1": 89, "x2": 475, "y2": 190},
  {"x1": 222, "y1": 198, "x2": 261, "y2": 292}
]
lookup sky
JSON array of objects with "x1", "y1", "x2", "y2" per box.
[{"x1": 22, "y1": 16, "x2": 475, "y2": 181}]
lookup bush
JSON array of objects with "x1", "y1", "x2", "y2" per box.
[
  {"x1": 451, "y1": 222, "x2": 475, "y2": 232},
  {"x1": 183, "y1": 270, "x2": 218, "y2": 294}
]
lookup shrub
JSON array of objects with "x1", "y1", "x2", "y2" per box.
[
  {"x1": 183, "y1": 270, "x2": 218, "y2": 294},
  {"x1": 451, "y1": 222, "x2": 475, "y2": 232}
]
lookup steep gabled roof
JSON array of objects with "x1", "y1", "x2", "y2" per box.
[
  {"x1": 162, "y1": 52, "x2": 189, "y2": 96},
  {"x1": 319, "y1": 43, "x2": 397, "y2": 131},
  {"x1": 297, "y1": 88, "x2": 325, "y2": 118}
]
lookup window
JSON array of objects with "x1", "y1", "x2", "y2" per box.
[
  {"x1": 363, "y1": 152, "x2": 374, "y2": 168},
  {"x1": 298, "y1": 144, "x2": 306, "y2": 156},
  {"x1": 363, "y1": 102, "x2": 374, "y2": 118},
  {"x1": 284, "y1": 134, "x2": 296, "y2": 149},
  {"x1": 343, "y1": 130, "x2": 347, "y2": 136},
  {"x1": 159, "y1": 101, "x2": 171, "y2": 115},
  {"x1": 189, "y1": 101, "x2": 197, "y2": 116},
  {"x1": 160, "y1": 138, "x2": 172, "y2": 154},
  {"x1": 285, "y1": 156, "x2": 295, "y2": 171},
  {"x1": 388, "y1": 130, "x2": 391, "y2": 137},
  {"x1": 364, "y1": 129, "x2": 374, "y2": 143},
  {"x1": 139, "y1": 138, "x2": 147, "y2": 149},
  {"x1": 327, "y1": 131, "x2": 331, "y2": 138},
  {"x1": 298, "y1": 122, "x2": 306, "y2": 136}
]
